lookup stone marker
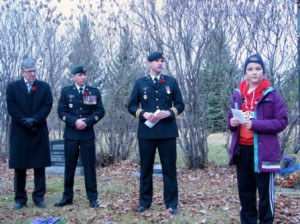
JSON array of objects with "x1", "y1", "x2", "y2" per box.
[
  {"x1": 133, "y1": 163, "x2": 163, "y2": 178},
  {"x1": 46, "y1": 140, "x2": 83, "y2": 175}
]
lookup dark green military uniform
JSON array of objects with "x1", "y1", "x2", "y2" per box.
[
  {"x1": 57, "y1": 84, "x2": 105, "y2": 203},
  {"x1": 128, "y1": 73, "x2": 184, "y2": 210}
]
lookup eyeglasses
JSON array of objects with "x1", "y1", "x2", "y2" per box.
[{"x1": 23, "y1": 69, "x2": 36, "y2": 73}]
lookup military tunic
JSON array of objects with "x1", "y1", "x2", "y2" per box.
[
  {"x1": 58, "y1": 85, "x2": 105, "y2": 140},
  {"x1": 128, "y1": 74, "x2": 184, "y2": 139}
]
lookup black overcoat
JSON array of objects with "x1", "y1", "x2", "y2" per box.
[{"x1": 6, "y1": 79, "x2": 53, "y2": 169}]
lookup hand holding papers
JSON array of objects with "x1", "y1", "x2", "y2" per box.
[
  {"x1": 145, "y1": 110, "x2": 160, "y2": 128},
  {"x1": 231, "y1": 109, "x2": 245, "y2": 124}
]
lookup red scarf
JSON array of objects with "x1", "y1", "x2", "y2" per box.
[{"x1": 239, "y1": 78, "x2": 271, "y2": 112}]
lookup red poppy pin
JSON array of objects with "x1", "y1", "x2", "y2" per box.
[
  {"x1": 31, "y1": 86, "x2": 37, "y2": 91},
  {"x1": 159, "y1": 78, "x2": 165, "y2": 84},
  {"x1": 83, "y1": 91, "x2": 89, "y2": 96}
]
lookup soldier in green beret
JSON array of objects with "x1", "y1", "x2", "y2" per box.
[
  {"x1": 55, "y1": 65, "x2": 105, "y2": 208},
  {"x1": 128, "y1": 52, "x2": 185, "y2": 215}
]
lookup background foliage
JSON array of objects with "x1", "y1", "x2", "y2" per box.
[{"x1": 0, "y1": 0, "x2": 298, "y2": 168}]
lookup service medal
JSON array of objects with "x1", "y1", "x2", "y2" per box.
[{"x1": 83, "y1": 95, "x2": 97, "y2": 105}]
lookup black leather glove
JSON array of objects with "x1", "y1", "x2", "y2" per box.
[
  {"x1": 30, "y1": 126, "x2": 39, "y2": 135},
  {"x1": 22, "y1": 118, "x2": 37, "y2": 130}
]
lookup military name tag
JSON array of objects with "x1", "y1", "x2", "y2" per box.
[{"x1": 83, "y1": 95, "x2": 97, "y2": 105}]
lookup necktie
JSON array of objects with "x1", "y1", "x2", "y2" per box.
[
  {"x1": 27, "y1": 82, "x2": 32, "y2": 93},
  {"x1": 154, "y1": 77, "x2": 159, "y2": 86},
  {"x1": 79, "y1": 87, "x2": 83, "y2": 96}
]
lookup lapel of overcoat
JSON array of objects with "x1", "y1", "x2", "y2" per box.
[{"x1": 19, "y1": 79, "x2": 29, "y2": 95}]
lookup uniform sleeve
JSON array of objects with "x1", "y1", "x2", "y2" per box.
[
  {"x1": 57, "y1": 88, "x2": 77, "y2": 128},
  {"x1": 84, "y1": 88, "x2": 105, "y2": 127},
  {"x1": 128, "y1": 80, "x2": 145, "y2": 119},
  {"x1": 168, "y1": 79, "x2": 184, "y2": 118}
]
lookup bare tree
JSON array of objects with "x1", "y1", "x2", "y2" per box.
[
  {"x1": 100, "y1": 25, "x2": 142, "y2": 162},
  {"x1": 123, "y1": 0, "x2": 298, "y2": 168},
  {"x1": 125, "y1": 0, "x2": 240, "y2": 168},
  {"x1": 0, "y1": 0, "x2": 298, "y2": 166},
  {"x1": 233, "y1": 0, "x2": 297, "y2": 154},
  {"x1": 0, "y1": 0, "x2": 64, "y2": 156}
]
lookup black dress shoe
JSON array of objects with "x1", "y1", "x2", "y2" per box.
[
  {"x1": 90, "y1": 200, "x2": 99, "y2": 208},
  {"x1": 136, "y1": 206, "x2": 149, "y2": 213},
  {"x1": 54, "y1": 198, "x2": 73, "y2": 207},
  {"x1": 35, "y1": 201, "x2": 46, "y2": 208},
  {"x1": 13, "y1": 202, "x2": 26, "y2": 210},
  {"x1": 168, "y1": 207, "x2": 178, "y2": 215}
]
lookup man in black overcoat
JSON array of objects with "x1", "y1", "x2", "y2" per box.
[
  {"x1": 55, "y1": 65, "x2": 105, "y2": 208},
  {"x1": 6, "y1": 58, "x2": 53, "y2": 209},
  {"x1": 128, "y1": 52, "x2": 185, "y2": 215}
]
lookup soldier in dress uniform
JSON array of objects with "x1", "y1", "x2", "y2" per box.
[
  {"x1": 128, "y1": 52, "x2": 185, "y2": 215},
  {"x1": 55, "y1": 65, "x2": 105, "y2": 208}
]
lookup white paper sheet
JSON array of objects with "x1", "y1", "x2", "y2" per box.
[
  {"x1": 231, "y1": 108, "x2": 245, "y2": 124},
  {"x1": 144, "y1": 110, "x2": 160, "y2": 128}
]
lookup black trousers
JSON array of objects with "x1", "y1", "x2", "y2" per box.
[
  {"x1": 14, "y1": 168, "x2": 46, "y2": 204},
  {"x1": 138, "y1": 138, "x2": 178, "y2": 209},
  {"x1": 62, "y1": 139, "x2": 98, "y2": 202},
  {"x1": 236, "y1": 145, "x2": 275, "y2": 224}
]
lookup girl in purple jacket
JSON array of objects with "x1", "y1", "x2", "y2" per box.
[{"x1": 227, "y1": 54, "x2": 288, "y2": 224}]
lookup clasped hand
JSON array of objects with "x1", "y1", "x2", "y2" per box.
[
  {"x1": 75, "y1": 118, "x2": 87, "y2": 130},
  {"x1": 22, "y1": 118, "x2": 38, "y2": 134},
  {"x1": 144, "y1": 110, "x2": 171, "y2": 123},
  {"x1": 22, "y1": 118, "x2": 37, "y2": 128},
  {"x1": 230, "y1": 118, "x2": 252, "y2": 129}
]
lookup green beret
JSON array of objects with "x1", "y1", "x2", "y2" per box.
[
  {"x1": 71, "y1": 65, "x2": 86, "y2": 75},
  {"x1": 147, "y1": 52, "x2": 165, "y2": 62}
]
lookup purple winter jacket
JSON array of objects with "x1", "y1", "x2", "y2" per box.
[{"x1": 227, "y1": 87, "x2": 288, "y2": 172}]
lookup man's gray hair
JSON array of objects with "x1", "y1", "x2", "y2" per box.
[{"x1": 21, "y1": 58, "x2": 36, "y2": 70}]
